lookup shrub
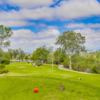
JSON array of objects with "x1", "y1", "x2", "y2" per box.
[
  {"x1": 0, "y1": 69, "x2": 9, "y2": 74},
  {"x1": 92, "y1": 66, "x2": 100, "y2": 74},
  {"x1": 63, "y1": 58, "x2": 69, "y2": 68},
  {"x1": 0, "y1": 64, "x2": 8, "y2": 74},
  {"x1": 85, "y1": 68, "x2": 92, "y2": 73},
  {"x1": 0, "y1": 58, "x2": 10, "y2": 64},
  {"x1": 35, "y1": 60, "x2": 42, "y2": 66},
  {"x1": 0, "y1": 64, "x2": 5, "y2": 70}
]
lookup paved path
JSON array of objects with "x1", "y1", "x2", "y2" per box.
[
  {"x1": 0, "y1": 65, "x2": 93, "y2": 77},
  {"x1": 0, "y1": 72, "x2": 34, "y2": 77},
  {"x1": 58, "y1": 65, "x2": 91, "y2": 74}
]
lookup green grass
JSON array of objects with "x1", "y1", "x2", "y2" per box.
[{"x1": 0, "y1": 62, "x2": 100, "y2": 100}]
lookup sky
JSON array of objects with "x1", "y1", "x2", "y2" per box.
[{"x1": 0, "y1": 0, "x2": 100, "y2": 53}]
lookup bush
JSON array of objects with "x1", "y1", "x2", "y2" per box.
[
  {"x1": 0, "y1": 69, "x2": 9, "y2": 74},
  {"x1": 0, "y1": 58, "x2": 10, "y2": 64},
  {"x1": 35, "y1": 60, "x2": 42, "y2": 66},
  {"x1": 85, "y1": 68, "x2": 92, "y2": 73},
  {"x1": 92, "y1": 66, "x2": 100, "y2": 74},
  {"x1": 0, "y1": 64, "x2": 5, "y2": 70},
  {"x1": 0, "y1": 64, "x2": 8, "y2": 74},
  {"x1": 63, "y1": 57, "x2": 69, "y2": 68}
]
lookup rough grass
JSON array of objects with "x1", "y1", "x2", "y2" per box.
[{"x1": 0, "y1": 62, "x2": 100, "y2": 100}]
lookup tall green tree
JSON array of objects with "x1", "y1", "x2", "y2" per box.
[
  {"x1": 0, "y1": 25, "x2": 13, "y2": 48},
  {"x1": 8, "y1": 49, "x2": 26, "y2": 61},
  {"x1": 0, "y1": 25, "x2": 12, "y2": 64},
  {"x1": 25, "y1": 54, "x2": 31, "y2": 62},
  {"x1": 17, "y1": 48, "x2": 25, "y2": 61},
  {"x1": 8, "y1": 49, "x2": 14, "y2": 59},
  {"x1": 0, "y1": 48, "x2": 10, "y2": 64},
  {"x1": 56, "y1": 31, "x2": 85, "y2": 69},
  {"x1": 54, "y1": 48, "x2": 65, "y2": 64},
  {"x1": 32, "y1": 46, "x2": 50, "y2": 63}
]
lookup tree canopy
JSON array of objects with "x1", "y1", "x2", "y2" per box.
[
  {"x1": 56, "y1": 31, "x2": 86, "y2": 69},
  {"x1": 32, "y1": 46, "x2": 50, "y2": 63},
  {"x1": 0, "y1": 25, "x2": 13, "y2": 48}
]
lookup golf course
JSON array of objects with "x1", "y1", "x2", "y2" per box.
[
  {"x1": 0, "y1": 0, "x2": 100, "y2": 100},
  {"x1": 0, "y1": 62, "x2": 100, "y2": 100}
]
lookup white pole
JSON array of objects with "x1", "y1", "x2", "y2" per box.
[
  {"x1": 51, "y1": 46, "x2": 54, "y2": 72},
  {"x1": 52, "y1": 53, "x2": 53, "y2": 72}
]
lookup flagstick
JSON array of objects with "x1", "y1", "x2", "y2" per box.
[
  {"x1": 52, "y1": 52, "x2": 54, "y2": 72},
  {"x1": 51, "y1": 46, "x2": 54, "y2": 72}
]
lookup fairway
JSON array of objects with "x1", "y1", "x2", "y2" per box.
[
  {"x1": 0, "y1": 62, "x2": 100, "y2": 100},
  {"x1": 0, "y1": 0, "x2": 100, "y2": 100}
]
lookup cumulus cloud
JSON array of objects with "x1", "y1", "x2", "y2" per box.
[
  {"x1": 0, "y1": 20, "x2": 28, "y2": 27},
  {"x1": 0, "y1": 0, "x2": 100, "y2": 21},
  {"x1": 0, "y1": 7, "x2": 55, "y2": 21},
  {"x1": 56, "y1": 0, "x2": 100, "y2": 19},
  {"x1": 75, "y1": 28, "x2": 100, "y2": 51},
  {"x1": 9, "y1": 26, "x2": 100, "y2": 52},
  {"x1": 67, "y1": 23, "x2": 100, "y2": 29},
  {"x1": 66, "y1": 22, "x2": 100, "y2": 51},
  {"x1": 0, "y1": 0, "x2": 100, "y2": 51},
  {"x1": 3, "y1": 0, "x2": 53, "y2": 8},
  {"x1": 10, "y1": 28, "x2": 60, "y2": 52}
]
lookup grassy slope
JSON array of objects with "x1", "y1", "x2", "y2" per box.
[{"x1": 0, "y1": 62, "x2": 100, "y2": 100}]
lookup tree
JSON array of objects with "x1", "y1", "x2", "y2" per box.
[
  {"x1": 0, "y1": 48, "x2": 10, "y2": 64},
  {"x1": 17, "y1": 49, "x2": 25, "y2": 61},
  {"x1": 56, "y1": 31, "x2": 85, "y2": 69},
  {"x1": 8, "y1": 49, "x2": 17, "y2": 60},
  {"x1": 32, "y1": 46, "x2": 50, "y2": 64},
  {"x1": 0, "y1": 25, "x2": 12, "y2": 48},
  {"x1": 25, "y1": 54, "x2": 31, "y2": 63},
  {"x1": 8, "y1": 49, "x2": 14, "y2": 59},
  {"x1": 53, "y1": 48, "x2": 65, "y2": 64},
  {"x1": 8, "y1": 48, "x2": 26, "y2": 61},
  {"x1": 0, "y1": 25, "x2": 12, "y2": 65}
]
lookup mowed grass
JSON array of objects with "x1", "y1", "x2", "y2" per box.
[{"x1": 0, "y1": 62, "x2": 100, "y2": 100}]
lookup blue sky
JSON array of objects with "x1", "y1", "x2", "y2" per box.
[{"x1": 0, "y1": 0, "x2": 100, "y2": 52}]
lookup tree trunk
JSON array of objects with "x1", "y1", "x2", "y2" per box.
[{"x1": 69, "y1": 55, "x2": 72, "y2": 70}]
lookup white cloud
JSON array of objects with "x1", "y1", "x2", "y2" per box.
[
  {"x1": 75, "y1": 28, "x2": 100, "y2": 51},
  {"x1": 8, "y1": 0, "x2": 53, "y2": 8},
  {"x1": 55, "y1": 0, "x2": 100, "y2": 19},
  {"x1": 10, "y1": 28, "x2": 60, "y2": 52},
  {"x1": 0, "y1": 0, "x2": 100, "y2": 21},
  {"x1": 0, "y1": 10, "x2": 23, "y2": 20},
  {"x1": 0, "y1": 0, "x2": 100, "y2": 52},
  {"x1": 9, "y1": 27, "x2": 100, "y2": 52},
  {"x1": 0, "y1": 7, "x2": 54, "y2": 22},
  {"x1": 0, "y1": 20, "x2": 27, "y2": 27},
  {"x1": 66, "y1": 23, "x2": 100, "y2": 51},
  {"x1": 5, "y1": 24, "x2": 100, "y2": 52},
  {"x1": 67, "y1": 23, "x2": 100, "y2": 29},
  {"x1": 20, "y1": 7, "x2": 55, "y2": 20}
]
